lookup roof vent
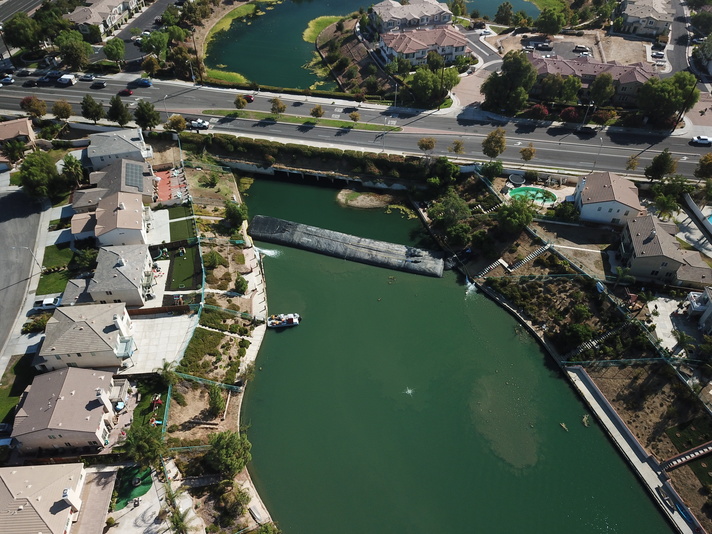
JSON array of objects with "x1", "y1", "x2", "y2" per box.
[
  {"x1": 118, "y1": 202, "x2": 126, "y2": 210},
  {"x1": 70, "y1": 390, "x2": 75, "y2": 396}
]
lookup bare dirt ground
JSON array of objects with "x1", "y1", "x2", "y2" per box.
[
  {"x1": 587, "y1": 364, "x2": 712, "y2": 530},
  {"x1": 492, "y1": 31, "x2": 648, "y2": 65},
  {"x1": 167, "y1": 380, "x2": 241, "y2": 444},
  {"x1": 336, "y1": 189, "x2": 395, "y2": 208}
]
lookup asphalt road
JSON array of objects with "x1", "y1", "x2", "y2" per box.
[{"x1": 0, "y1": 190, "x2": 42, "y2": 360}]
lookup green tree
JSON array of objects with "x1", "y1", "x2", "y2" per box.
[
  {"x1": 429, "y1": 187, "x2": 470, "y2": 227},
  {"x1": 54, "y1": 29, "x2": 84, "y2": 49},
  {"x1": 637, "y1": 72, "x2": 700, "y2": 121},
  {"x1": 612, "y1": 266, "x2": 635, "y2": 289},
  {"x1": 20, "y1": 96, "x2": 46, "y2": 118},
  {"x1": 256, "y1": 523, "x2": 283, "y2": 534},
  {"x1": 2, "y1": 139, "x2": 25, "y2": 165},
  {"x1": 103, "y1": 37, "x2": 125, "y2": 65},
  {"x1": 560, "y1": 76, "x2": 581, "y2": 103},
  {"x1": 536, "y1": 8, "x2": 566, "y2": 35},
  {"x1": 107, "y1": 95, "x2": 132, "y2": 127},
  {"x1": 410, "y1": 67, "x2": 438, "y2": 104},
  {"x1": 225, "y1": 201, "x2": 248, "y2": 227},
  {"x1": 588, "y1": 73, "x2": 615, "y2": 106},
  {"x1": 166, "y1": 25, "x2": 188, "y2": 44},
  {"x1": 123, "y1": 424, "x2": 167, "y2": 469},
  {"x1": 539, "y1": 73, "x2": 563, "y2": 102},
  {"x1": 168, "y1": 506, "x2": 194, "y2": 534},
  {"x1": 520, "y1": 142, "x2": 536, "y2": 165},
  {"x1": 481, "y1": 51, "x2": 537, "y2": 112},
  {"x1": 449, "y1": 140, "x2": 465, "y2": 154},
  {"x1": 482, "y1": 127, "x2": 507, "y2": 159},
  {"x1": 205, "y1": 431, "x2": 252, "y2": 479},
  {"x1": 654, "y1": 194, "x2": 679, "y2": 220},
  {"x1": 496, "y1": 195, "x2": 534, "y2": 233},
  {"x1": 81, "y1": 95, "x2": 105, "y2": 124},
  {"x1": 142, "y1": 31, "x2": 170, "y2": 58},
  {"x1": 310, "y1": 104, "x2": 324, "y2": 118},
  {"x1": 695, "y1": 153, "x2": 712, "y2": 181},
  {"x1": 427, "y1": 51, "x2": 445, "y2": 72},
  {"x1": 270, "y1": 97, "x2": 286, "y2": 116},
  {"x1": 449, "y1": 0, "x2": 468, "y2": 16},
  {"x1": 3, "y1": 12, "x2": 41, "y2": 50},
  {"x1": 52, "y1": 100, "x2": 72, "y2": 121},
  {"x1": 234, "y1": 95, "x2": 247, "y2": 109},
  {"x1": 61, "y1": 154, "x2": 84, "y2": 187},
  {"x1": 692, "y1": 12, "x2": 712, "y2": 35},
  {"x1": 56, "y1": 31, "x2": 93, "y2": 70},
  {"x1": 134, "y1": 100, "x2": 161, "y2": 130},
  {"x1": 165, "y1": 114, "x2": 187, "y2": 132},
  {"x1": 417, "y1": 137, "x2": 436, "y2": 157},
  {"x1": 142, "y1": 56, "x2": 160, "y2": 77},
  {"x1": 349, "y1": 111, "x2": 360, "y2": 125},
  {"x1": 480, "y1": 160, "x2": 504, "y2": 179},
  {"x1": 441, "y1": 67, "x2": 461, "y2": 93},
  {"x1": 18, "y1": 151, "x2": 60, "y2": 198},
  {"x1": 626, "y1": 154, "x2": 639, "y2": 172},
  {"x1": 651, "y1": 174, "x2": 695, "y2": 200},
  {"x1": 208, "y1": 384, "x2": 226, "y2": 417},
  {"x1": 494, "y1": 2, "x2": 514, "y2": 25},
  {"x1": 644, "y1": 148, "x2": 677, "y2": 182}
]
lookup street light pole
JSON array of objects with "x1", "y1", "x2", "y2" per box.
[
  {"x1": 0, "y1": 25, "x2": 8, "y2": 61},
  {"x1": 12, "y1": 246, "x2": 42, "y2": 272},
  {"x1": 592, "y1": 137, "x2": 604, "y2": 171}
]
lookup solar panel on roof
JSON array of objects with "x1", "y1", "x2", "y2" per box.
[{"x1": 124, "y1": 163, "x2": 144, "y2": 192}]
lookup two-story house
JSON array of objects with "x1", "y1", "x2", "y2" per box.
[
  {"x1": 619, "y1": 215, "x2": 712, "y2": 288},
  {"x1": 11, "y1": 368, "x2": 117, "y2": 454},
  {"x1": 89, "y1": 244, "x2": 155, "y2": 306},
  {"x1": 619, "y1": 0, "x2": 673, "y2": 38},
  {"x1": 33, "y1": 303, "x2": 137, "y2": 372},
  {"x1": 370, "y1": 0, "x2": 452, "y2": 33},
  {"x1": 379, "y1": 26, "x2": 471, "y2": 66},
  {"x1": 0, "y1": 463, "x2": 86, "y2": 534},
  {"x1": 86, "y1": 129, "x2": 153, "y2": 171},
  {"x1": 573, "y1": 171, "x2": 646, "y2": 225},
  {"x1": 73, "y1": 158, "x2": 156, "y2": 213},
  {"x1": 65, "y1": 0, "x2": 142, "y2": 36},
  {"x1": 71, "y1": 191, "x2": 150, "y2": 246}
]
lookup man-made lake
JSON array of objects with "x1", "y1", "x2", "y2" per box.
[
  {"x1": 242, "y1": 178, "x2": 673, "y2": 533},
  {"x1": 206, "y1": 0, "x2": 540, "y2": 89}
]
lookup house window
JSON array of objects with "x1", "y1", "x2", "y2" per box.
[
  {"x1": 100, "y1": 156, "x2": 105, "y2": 161},
  {"x1": 77, "y1": 353, "x2": 82, "y2": 357},
  {"x1": 65, "y1": 442, "x2": 72, "y2": 447},
  {"x1": 624, "y1": 211, "x2": 630, "y2": 216},
  {"x1": 48, "y1": 435, "x2": 56, "y2": 439},
  {"x1": 67, "y1": 362, "x2": 78, "y2": 368},
  {"x1": 621, "y1": 86, "x2": 627, "y2": 92},
  {"x1": 106, "y1": 291, "x2": 113, "y2": 295},
  {"x1": 114, "y1": 299, "x2": 121, "y2": 303},
  {"x1": 665, "y1": 272, "x2": 673, "y2": 277},
  {"x1": 100, "y1": 300, "x2": 107, "y2": 304},
  {"x1": 55, "y1": 355, "x2": 62, "y2": 360},
  {"x1": 661, "y1": 262, "x2": 668, "y2": 267},
  {"x1": 597, "y1": 207, "x2": 602, "y2": 211},
  {"x1": 608, "y1": 208, "x2": 613, "y2": 213},
  {"x1": 651, "y1": 270, "x2": 659, "y2": 275},
  {"x1": 89, "y1": 440, "x2": 99, "y2": 445}
]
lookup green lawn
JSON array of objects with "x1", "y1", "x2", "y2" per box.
[
  {"x1": 133, "y1": 379, "x2": 168, "y2": 426},
  {"x1": 168, "y1": 246, "x2": 201, "y2": 291},
  {"x1": 205, "y1": 109, "x2": 401, "y2": 132},
  {"x1": 36, "y1": 244, "x2": 76, "y2": 295},
  {"x1": 169, "y1": 218, "x2": 197, "y2": 241},
  {"x1": 114, "y1": 466, "x2": 153, "y2": 511},
  {"x1": 303, "y1": 15, "x2": 343, "y2": 43},
  {"x1": 42, "y1": 243, "x2": 74, "y2": 269},
  {"x1": 36, "y1": 270, "x2": 74, "y2": 296},
  {"x1": 0, "y1": 354, "x2": 38, "y2": 423},
  {"x1": 167, "y1": 205, "x2": 193, "y2": 220}
]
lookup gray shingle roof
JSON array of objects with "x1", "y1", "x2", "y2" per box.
[
  {"x1": 626, "y1": 215, "x2": 680, "y2": 258},
  {"x1": 578, "y1": 171, "x2": 644, "y2": 210},
  {"x1": 40, "y1": 303, "x2": 126, "y2": 357},
  {"x1": 90, "y1": 245, "x2": 150, "y2": 293},
  {"x1": 87, "y1": 129, "x2": 146, "y2": 161}
]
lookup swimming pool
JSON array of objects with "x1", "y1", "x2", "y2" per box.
[{"x1": 509, "y1": 186, "x2": 557, "y2": 204}]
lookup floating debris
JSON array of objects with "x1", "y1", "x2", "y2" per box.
[
  {"x1": 560, "y1": 422, "x2": 569, "y2": 432},
  {"x1": 582, "y1": 414, "x2": 590, "y2": 427}
]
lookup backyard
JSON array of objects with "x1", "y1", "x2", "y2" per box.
[
  {"x1": 169, "y1": 217, "x2": 197, "y2": 241},
  {"x1": 166, "y1": 244, "x2": 202, "y2": 291}
]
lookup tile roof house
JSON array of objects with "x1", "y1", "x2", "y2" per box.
[
  {"x1": 73, "y1": 158, "x2": 156, "y2": 214},
  {"x1": 618, "y1": 0, "x2": 673, "y2": 37},
  {"x1": 89, "y1": 245, "x2": 155, "y2": 306},
  {"x1": 528, "y1": 53, "x2": 656, "y2": 107},
  {"x1": 573, "y1": 171, "x2": 646, "y2": 225},
  {"x1": 370, "y1": 0, "x2": 452, "y2": 33},
  {"x1": 619, "y1": 215, "x2": 712, "y2": 288},
  {"x1": 71, "y1": 191, "x2": 150, "y2": 246},
  {"x1": 379, "y1": 26, "x2": 471, "y2": 66},
  {"x1": 65, "y1": 0, "x2": 142, "y2": 35},
  {"x1": 0, "y1": 117, "x2": 36, "y2": 147},
  {"x1": 86, "y1": 129, "x2": 153, "y2": 171},
  {"x1": 11, "y1": 368, "x2": 117, "y2": 454},
  {"x1": 0, "y1": 463, "x2": 86, "y2": 534},
  {"x1": 33, "y1": 303, "x2": 137, "y2": 372}
]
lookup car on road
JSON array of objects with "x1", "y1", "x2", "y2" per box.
[
  {"x1": 242, "y1": 94, "x2": 254, "y2": 102},
  {"x1": 1, "y1": 77, "x2": 15, "y2": 85},
  {"x1": 134, "y1": 37, "x2": 143, "y2": 46},
  {"x1": 691, "y1": 136, "x2": 712, "y2": 147},
  {"x1": 37, "y1": 75, "x2": 53, "y2": 84},
  {"x1": 136, "y1": 78, "x2": 153, "y2": 87},
  {"x1": 91, "y1": 80, "x2": 107, "y2": 89},
  {"x1": 118, "y1": 89, "x2": 133, "y2": 96},
  {"x1": 79, "y1": 74, "x2": 95, "y2": 81},
  {"x1": 46, "y1": 70, "x2": 63, "y2": 79},
  {"x1": 16, "y1": 69, "x2": 31, "y2": 77},
  {"x1": 23, "y1": 79, "x2": 38, "y2": 87},
  {"x1": 692, "y1": 37, "x2": 706, "y2": 45},
  {"x1": 190, "y1": 118, "x2": 209, "y2": 130}
]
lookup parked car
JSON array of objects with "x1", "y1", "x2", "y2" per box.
[
  {"x1": 1, "y1": 76, "x2": 15, "y2": 85},
  {"x1": 480, "y1": 29, "x2": 492, "y2": 35},
  {"x1": 118, "y1": 89, "x2": 133, "y2": 96},
  {"x1": 651, "y1": 51, "x2": 664, "y2": 59},
  {"x1": 134, "y1": 37, "x2": 143, "y2": 46},
  {"x1": 91, "y1": 80, "x2": 107, "y2": 89},
  {"x1": 536, "y1": 42, "x2": 553, "y2": 51},
  {"x1": 46, "y1": 70, "x2": 63, "y2": 79},
  {"x1": 23, "y1": 79, "x2": 38, "y2": 87},
  {"x1": 136, "y1": 78, "x2": 153, "y2": 87},
  {"x1": 16, "y1": 69, "x2": 30, "y2": 77},
  {"x1": 79, "y1": 74, "x2": 95, "y2": 81},
  {"x1": 37, "y1": 75, "x2": 53, "y2": 84},
  {"x1": 243, "y1": 94, "x2": 254, "y2": 102},
  {"x1": 190, "y1": 118, "x2": 209, "y2": 130},
  {"x1": 691, "y1": 136, "x2": 712, "y2": 147}
]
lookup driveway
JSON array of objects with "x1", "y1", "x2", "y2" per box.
[{"x1": 75, "y1": 467, "x2": 119, "y2": 534}]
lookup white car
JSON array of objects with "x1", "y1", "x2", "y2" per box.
[
  {"x1": 191, "y1": 119, "x2": 210, "y2": 130},
  {"x1": 651, "y1": 51, "x2": 664, "y2": 59},
  {"x1": 691, "y1": 136, "x2": 712, "y2": 147},
  {"x1": 480, "y1": 29, "x2": 492, "y2": 35}
]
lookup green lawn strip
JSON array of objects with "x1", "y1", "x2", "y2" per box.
[
  {"x1": 303, "y1": 16, "x2": 343, "y2": 43},
  {"x1": 36, "y1": 270, "x2": 73, "y2": 295},
  {"x1": 203, "y1": 109, "x2": 401, "y2": 132},
  {"x1": 169, "y1": 218, "x2": 197, "y2": 241},
  {"x1": 666, "y1": 416, "x2": 712, "y2": 486},
  {"x1": 168, "y1": 246, "x2": 200, "y2": 291},
  {"x1": 42, "y1": 244, "x2": 74, "y2": 269},
  {"x1": 167, "y1": 205, "x2": 193, "y2": 220},
  {"x1": 205, "y1": 68, "x2": 249, "y2": 85},
  {"x1": 0, "y1": 354, "x2": 38, "y2": 423},
  {"x1": 528, "y1": 0, "x2": 565, "y2": 11},
  {"x1": 49, "y1": 217, "x2": 72, "y2": 230}
]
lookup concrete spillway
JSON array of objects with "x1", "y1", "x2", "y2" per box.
[{"x1": 248, "y1": 215, "x2": 444, "y2": 277}]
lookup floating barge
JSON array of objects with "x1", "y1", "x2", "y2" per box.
[{"x1": 249, "y1": 215, "x2": 444, "y2": 277}]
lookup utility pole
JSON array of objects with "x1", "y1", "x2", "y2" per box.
[{"x1": 191, "y1": 32, "x2": 204, "y2": 85}]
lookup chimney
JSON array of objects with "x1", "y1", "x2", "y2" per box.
[
  {"x1": 96, "y1": 388, "x2": 114, "y2": 415},
  {"x1": 62, "y1": 487, "x2": 82, "y2": 513}
]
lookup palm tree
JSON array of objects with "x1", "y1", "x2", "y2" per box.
[
  {"x1": 654, "y1": 194, "x2": 679, "y2": 221},
  {"x1": 672, "y1": 329, "x2": 695, "y2": 357},
  {"x1": 169, "y1": 505, "x2": 195, "y2": 534},
  {"x1": 154, "y1": 359, "x2": 179, "y2": 387},
  {"x1": 123, "y1": 425, "x2": 167, "y2": 470},
  {"x1": 612, "y1": 266, "x2": 635, "y2": 289}
]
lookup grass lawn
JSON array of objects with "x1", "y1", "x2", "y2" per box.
[
  {"x1": 205, "y1": 109, "x2": 401, "y2": 132},
  {"x1": 36, "y1": 270, "x2": 74, "y2": 295},
  {"x1": 0, "y1": 354, "x2": 39, "y2": 423},
  {"x1": 114, "y1": 466, "x2": 153, "y2": 511},
  {"x1": 36, "y1": 243, "x2": 76, "y2": 295},
  {"x1": 168, "y1": 246, "x2": 201, "y2": 290},
  {"x1": 303, "y1": 15, "x2": 343, "y2": 43},
  {"x1": 205, "y1": 68, "x2": 249, "y2": 85},
  {"x1": 170, "y1": 218, "x2": 197, "y2": 241},
  {"x1": 43, "y1": 243, "x2": 74, "y2": 269},
  {"x1": 167, "y1": 205, "x2": 193, "y2": 220},
  {"x1": 133, "y1": 379, "x2": 168, "y2": 426}
]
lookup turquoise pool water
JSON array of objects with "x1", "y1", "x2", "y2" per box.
[{"x1": 510, "y1": 186, "x2": 557, "y2": 204}]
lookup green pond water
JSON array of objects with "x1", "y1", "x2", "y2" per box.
[
  {"x1": 242, "y1": 178, "x2": 673, "y2": 533},
  {"x1": 206, "y1": 0, "x2": 540, "y2": 89}
]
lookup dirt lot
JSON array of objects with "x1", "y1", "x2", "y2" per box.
[
  {"x1": 587, "y1": 364, "x2": 712, "y2": 530},
  {"x1": 491, "y1": 30, "x2": 649, "y2": 65}
]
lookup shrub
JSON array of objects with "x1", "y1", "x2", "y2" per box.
[
  {"x1": 559, "y1": 107, "x2": 580, "y2": 122},
  {"x1": 592, "y1": 109, "x2": 615, "y2": 125},
  {"x1": 529, "y1": 104, "x2": 549, "y2": 120},
  {"x1": 208, "y1": 384, "x2": 226, "y2": 417},
  {"x1": 173, "y1": 391, "x2": 187, "y2": 406}
]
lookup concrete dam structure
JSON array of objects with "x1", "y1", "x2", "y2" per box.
[{"x1": 249, "y1": 215, "x2": 444, "y2": 277}]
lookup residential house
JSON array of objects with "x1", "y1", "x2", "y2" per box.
[
  {"x1": 0, "y1": 463, "x2": 86, "y2": 534},
  {"x1": 11, "y1": 368, "x2": 120, "y2": 454},
  {"x1": 71, "y1": 191, "x2": 150, "y2": 246},
  {"x1": 370, "y1": 0, "x2": 452, "y2": 33},
  {"x1": 619, "y1": 215, "x2": 712, "y2": 288},
  {"x1": 61, "y1": 278, "x2": 94, "y2": 307},
  {"x1": 65, "y1": 0, "x2": 142, "y2": 36},
  {"x1": 379, "y1": 26, "x2": 471, "y2": 66},
  {"x1": 89, "y1": 245, "x2": 154, "y2": 306},
  {"x1": 0, "y1": 117, "x2": 36, "y2": 148},
  {"x1": 686, "y1": 286, "x2": 712, "y2": 334},
  {"x1": 528, "y1": 54, "x2": 655, "y2": 107},
  {"x1": 618, "y1": 0, "x2": 673, "y2": 38},
  {"x1": 33, "y1": 303, "x2": 137, "y2": 372},
  {"x1": 86, "y1": 128, "x2": 153, "y2": 171},
  {"x1": 73, "y1": 158, "x2": 156, "y2": 214},
  {"x1": 573, "y1": 171, "x2": 646, "y2": 225}
]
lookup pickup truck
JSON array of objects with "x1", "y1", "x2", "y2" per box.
[
  {"x1": 33, "y1": 297, "x2": 61, "y2": 311},
  {"x1": 190, "y1": 119, "x2": 209, "y2": 130}
]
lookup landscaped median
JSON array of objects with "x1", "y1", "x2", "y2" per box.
[{"x1": 202, "y1": 109, "x2": 402, "y2": 132}]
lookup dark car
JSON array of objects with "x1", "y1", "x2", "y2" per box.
[
  {"x1": 37, "y1": 75, "x2": 53, "y2": 84},
  {"x1": 136, "y1": 78, "x2": 153, "y2": 87},
  {"x1": 47, "y1": 70, "x2": 63, "y2": 79},
  {"x1": 23, "y1": 79, "x2": 38, "y2": 87},
  {"x1": 118, "y1": 89, "x2": 133, "y2": 96},
  {"x1": 16, "y1": 69, "x2": 31, "y2": 77},
  {"x1": 91, "y1": 80, "x2": 107, "y2": 89},
  {"x1": 243, "y1": 94, "x2": 254, "y2": 103},
  {"x1": 535, "y1": 42, "x2": 553, "y2": 51}
]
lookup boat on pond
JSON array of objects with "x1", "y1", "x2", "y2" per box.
[{"x1": 267, "y1": 313, "x2": 301, "y2": 328}]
